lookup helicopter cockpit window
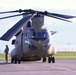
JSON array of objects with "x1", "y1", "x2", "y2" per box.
[
  {"x1": 27, "y1": 28, "x2": 50, "y2": 38},
  {"x1": 42, "y1": 31, "x2": 49, "y2": 38},
  {"x1": 37, "y1": 32, "x2": 41, "y2": 37},
  {"x1": 32, "y1": 31, "x2": 49, "y2": 38}
]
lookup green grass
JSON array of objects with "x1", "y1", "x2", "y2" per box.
[
  {"x1": 0, "y1": 54, "x2": 11, "y2": 60},
  {"x1": 0, "y1": 52, "x2": 76, "y2": 60},
  {"x1": 55, "y1": 52, "x2": 76, "y2": 59},
  {"x1": 0, "y1": 54, "x2": 5, "y2": 60}
]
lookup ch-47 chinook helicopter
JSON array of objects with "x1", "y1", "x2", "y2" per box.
[{"x1": 0, "y1": 9, "x2": 76, "y2": 64}]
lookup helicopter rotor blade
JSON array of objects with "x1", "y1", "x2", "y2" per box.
[
  {"x1": 30, "y1": 10, "x2": 75, "y2": 22},
  {"x1": 0, "y1": 9, "x2": 24, "y2": 14},
  {"x1": 0, "y1": 13, "x2": 36, "y2": 41},
  {"x1": 0, "y1": 9, "x2": 76, "y2": 22},
  {"x1": 45, "y1": 13, "x2": 72, "y2": 22},
  {"x1": 0, "y1": 9, "x2": 34, "y2": 14},
  {"x1": 42, "y1": 11, "x2": 76, "y2": 22},
  {"x1": 48, "y1": 12, "x2": 76, "y2": 19},
  {"x1": 0, "y1": 10, "x2": 20, "y2": 14},
  {"x1": 50, "y1": 31, "x2": 57, "y2": 35},
  {"x1": 0, "y1": 13, "x2": 31, "y2": 20}
]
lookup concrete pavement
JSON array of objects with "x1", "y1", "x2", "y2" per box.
[{"x1": 0, "y1": 59, "x2": 76, "y2": 75}]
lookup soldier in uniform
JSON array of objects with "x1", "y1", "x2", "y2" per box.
[{"x1": 4, "y1": 45, "x2": 9, "y2": 63}]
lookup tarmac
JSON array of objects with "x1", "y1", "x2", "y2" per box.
[{"x1": 0, "y1": 59, "x2": 76, "y2": 75}]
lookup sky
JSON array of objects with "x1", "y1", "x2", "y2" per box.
[{"x1": 0, "y1": 0, "x2": 76, "y2": 53}]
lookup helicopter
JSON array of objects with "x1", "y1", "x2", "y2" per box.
[{"x1": 0, "y1": 9, "x2": 76, "y2": 64}]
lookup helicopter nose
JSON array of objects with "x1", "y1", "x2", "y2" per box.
[
  {"x1": 30, "y1": 38, "x2": 47, "y2": 42},
  {"x1": 30, "y1": 38, "x2": 50, "y2": 50},
  {"x1": 28, "y1": 45, "x2": 37, "y2": 50},
  {"x1": 42, "y1": 44, "x2": 50, "y2": 50}
]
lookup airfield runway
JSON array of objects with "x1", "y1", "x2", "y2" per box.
[{"x1": 0, "y1": 59, "x2": 76, "y2": 75}]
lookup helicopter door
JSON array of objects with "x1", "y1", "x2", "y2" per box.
[
  {"x1": 21, "y1": 33, "x2": 23, "y2": 51},
  {"x1": 25, "y1": 29, "x2": 31, "y2": 45},
  {"x1": 18, "y1": 33, "x2": 23, "y2": 59}
]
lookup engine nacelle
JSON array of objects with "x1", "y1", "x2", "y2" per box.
[
  {"x1": 47, "y1": 44, "x2": 57, "y2": 56},
  {"x1": 51, "y1": 45, "x2": 57, "y2": 55}
]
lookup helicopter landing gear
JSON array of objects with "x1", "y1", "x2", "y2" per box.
[
  {"x1": 17, "y1": 58, "x2": 21, "y2": 64},
  {"x1": 11, "y1": 57, "x2": 14, "y2": 63},
  {"x1": 48, "y1": 56, "x2": 55, "y2": 63},
  {"x1": 42, "y1": 57, "x2": 47, "y2": 62},
  {"x1": 11, "y1": 57, "x2": 17, "y2": 64},
  {"x1": 11, "y1": 56, "x2": 21, "y2": 64}
]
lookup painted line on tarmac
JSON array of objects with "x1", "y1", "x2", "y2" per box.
[{"x1": 52, "y1": 66, "x2": 76, "y2": 73}]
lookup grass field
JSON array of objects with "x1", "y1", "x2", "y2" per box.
[
  {"x1": 55, "y1": 51, "x2": 76, "y2": 59},
  {"x1": 0, "y1": 52, "x2": 76, "y2": 60},
  {"x1": 0, "y1": 54, "x2": 11, "y2": 60}
]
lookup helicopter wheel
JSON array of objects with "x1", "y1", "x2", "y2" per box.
[
  {"x1": 52, "y1": 57, "x2": 55, "y2": 63},
  {"x1": 18, "y1": 58, "x2": 21, "y2": 64},
  {"x1": 11, "y1": 57, "x2": 14, "y2": 63},
  {"x1": 48, "y1": 56, "x2": 55, "y2": 63},
  {"x1": 48, "y1": 57, "x2": 52, "y2": 63},
  {"x1": 14, "y1": 57, "x2": 17, "y2": 64},
  {"x1": 11, "y1": 57, "x2": 21, "y2": 64},
  {"x1": 43, "y1": 57, "x2": 46, "y2": 62}
]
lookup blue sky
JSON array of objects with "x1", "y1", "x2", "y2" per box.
[{"x1": 0, "y1": 0, "x2": 76, "y2": 53}]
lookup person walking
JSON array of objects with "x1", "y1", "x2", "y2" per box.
[{"x1": 4, "y1": 45, "x2": 9, "y2": 63}]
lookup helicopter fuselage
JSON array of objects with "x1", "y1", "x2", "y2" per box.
[
  {"x1": 11, "y1": 28, "x2": 56, "y2": 61},
  {"x1": 11, "y1": 14, "x2": 56, "y2": 63},
  {"x1": 0, "y1": 9, "x2": 75, "y2": 63}
]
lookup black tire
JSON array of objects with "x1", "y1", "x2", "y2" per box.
[
  {"x1": 11, "y1": 57, "x2": 14, "y2": 63},
  {"x1": 43, "y1": 57, "x2": 46, "y2": 62},
  {"x1": 18, "y1": 58, "x2": 21, "y2": 64},
  {"x1": 52, "y1": 57, "x2": 55, "y2": 63},
  {"x1": 48, "y1": 57, "x2": 52, "y2": 63},
  {"x1": 14, "y1": 57, "x2": 17, "y2": 64}
]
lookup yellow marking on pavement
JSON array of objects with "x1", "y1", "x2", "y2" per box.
[{"x1": 52, "y1": 66, "x2": 76, "y2": 73}]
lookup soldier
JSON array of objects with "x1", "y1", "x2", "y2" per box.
[{"x1": 4, "y1": 45, "x2": 9, "y2": 63}]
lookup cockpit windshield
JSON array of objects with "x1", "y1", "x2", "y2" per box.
[
  {"x1": 26, "y1": 28, "x2": 51, "y2": 38},
  {"x1": 32, "y1": 31, "x2": 49, "y2": 38}
]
